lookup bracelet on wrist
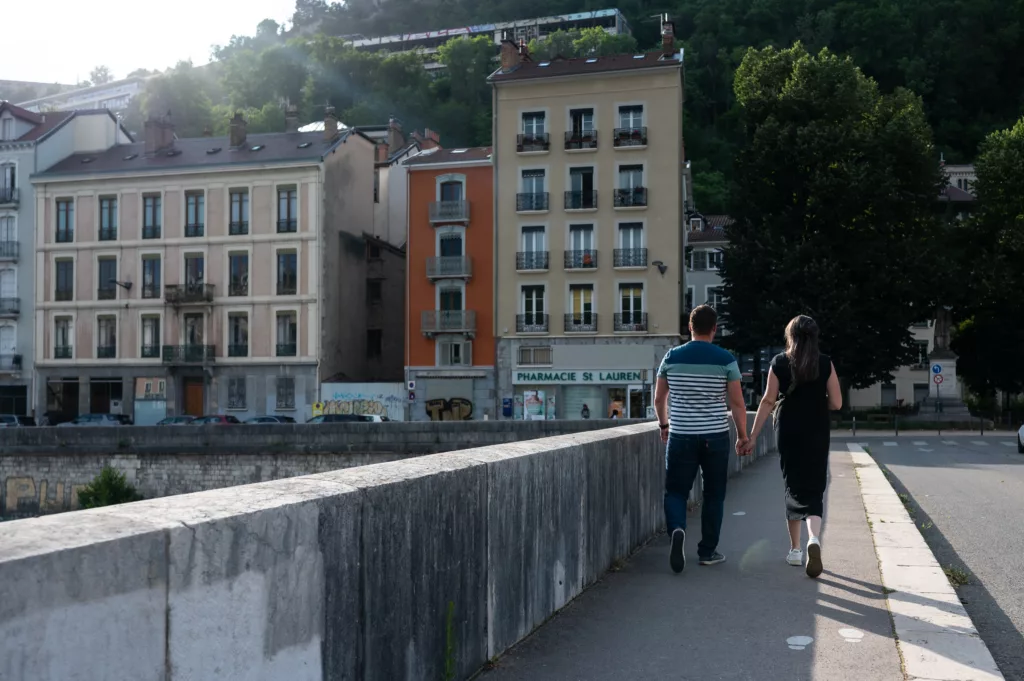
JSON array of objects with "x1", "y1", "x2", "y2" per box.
[{"x1": 659, "y1": 423, "x2": 669, "y2": 430}]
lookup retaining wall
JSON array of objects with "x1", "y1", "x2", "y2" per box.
[{"x1": 0, "y1": 416, "x2": 775, "y2": 681}]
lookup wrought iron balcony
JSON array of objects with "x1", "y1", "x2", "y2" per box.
[
  {"x1": 277, "y1": 219, "x2": 297, "y2": 233},
  {"x1": 0, "y1": 240, "x2": 18, "y2": 261},
  {"x1": 613, "y1": 127, "x2": 648, "y2": 147},
  {"x1": 229, "y1": 221, "x2": 248, "y2": 235},
  {"x1": 277, "y1": 281, "x2": 297, "y2": 296},
  {"x1": 0, "y1": 187, "x2": 18, "y2": 206},
  {"x1": 564, "y1": 313, "x2": 599, "y2": 333},
  {"x1": 142, "y1": 225, "x2": 161, "y2": 239},
  {"x1": 141, "y1": 345, "x2": 160, "y2": 359},
  {"x1": 429, "y1": 200, "x2": 470, "y2": 223},
  {"x1": 0, "y1": 297, "x2": 19, "y2": 316},
  {"x1": 55, "y1": 229, "x2": 74, "y2": 243},
  {"x1": 613, "y1": 248, "x2": 648, "y2": 268},
  {"x1": 614, "y1": 187, "x2": 648, "y2": 208},
  {"x1": 142, "y1": 284, "x2": 160, "y2": 299},
  {"x1": 165, "y1": 283, "x2": 214, "y2": 304},
  {"x1": 421, "y1": 310, "x2": 476, "y2": 337},
  {"x1": 516, "y1": 251, "x2": 549, "y2": 271},
  {"x1": 229, "y1": 282, "x2": 248, "y2": 297},
  {"x1": 426, "y1": 256, "x2": 472, "y2": 279},
  {"x1": 97, "y1": 287, "x2": 116, "y2": 300},
  {"x1": 564, "y1": 131, "x2": 598, "y2": 150},
  {"x1": 54, "y1": 345, "x2": 73, "y2": 359},
  {"x1": 516, "y1": 192, "x2": 549, "y2": 212},
  {"x1": 564, "y1": 191, "x2": 597, "y2": 210},
  {"x1": 228, "y1": 344, "x2": 249, "y2": 358},
  {"x1": 564, "y1": 250, "x2": 598, "y2": 270},
  {"x1": 162, "y1": 344, "x2": 216, "y2": 364},
  {"x1": 96, "y1": 345, "x2": 117, "y2": 359},
  {"x1": 0, "y1": 354, "x2": 22, "y2": 371},
  {"x1": 55, "y1": 289, "x2": 73, "y2": 302},
  {"x1": 185, "y1": 223, "x2": 204, "y2": 237},
  {"x1": 516, "y1": 314, "x2": 549, "y2": 333},
  {"x1": 276, "y1": 343, "x2": 298, "y2": 357},
  {"x1": 516, "y1": 133, "x2": 550, "y2": 152},
  {"x1": 614, "y1": 312, "x2": 649, "y2": 333},
  {"x1": 98, "y1": 228, "x2": 117, "y2": 241}
]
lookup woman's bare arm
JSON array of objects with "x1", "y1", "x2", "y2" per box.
[
  {"x1": 827, "y1": 362, "x2": 843, "y2": 411},
  {"x1": 748, "y1": 367, "x2": 781, "y2": 443}
]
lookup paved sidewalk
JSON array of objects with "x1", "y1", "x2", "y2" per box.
[{"x1": 484, "y1": 452, "x2": 904, "y2": 681}]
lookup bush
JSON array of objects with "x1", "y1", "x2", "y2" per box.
[{"x1": 77, "y1": 466, "x2": 143, "y2": 509}]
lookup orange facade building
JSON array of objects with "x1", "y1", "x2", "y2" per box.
[{"x1": 404, "y1": 148, "x2": 495, "y2": 421}]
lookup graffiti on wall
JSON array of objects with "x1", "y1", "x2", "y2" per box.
[
  {"x1": 320, "y1": 382, "x2": 405, "y2": 421},
  {"x1": 3, "y1": 476, "x2": 89, "y2": 517},
  {"x1": 425, "y1": 398, "x2": 473, "y2": 421}
]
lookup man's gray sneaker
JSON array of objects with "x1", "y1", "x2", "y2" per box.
[{"x1": 699, "y1": 552, "x2": 726, "y2": 566}]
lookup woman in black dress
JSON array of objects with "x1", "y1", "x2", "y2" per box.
[{"x1": 747, "y1": 316, "x2": 842, "y2": 578}]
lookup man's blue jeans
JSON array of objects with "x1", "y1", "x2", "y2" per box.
[{"x1": 664, "y1": 431, "x2": 731, "y2": 559}]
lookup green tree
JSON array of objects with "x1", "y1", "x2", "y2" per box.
[
  {"x1": 951, "y1": 117, "x2": 1024, "y2": 397},
  {"x1": 720, "y1": 43, "x2": 946, "y2": 391},
  {"x1": 140, "y1": 61, "x2": 215, "y2": 137},
  {"x1": 90, "y1": 65, "x2": 114, "y2": 85},
  {"x1": 78, "y1": 466, "x2": 143, "y2": 509},
  {"x1": 528, "y1": 28, "x2": 638, "y2": 60}
]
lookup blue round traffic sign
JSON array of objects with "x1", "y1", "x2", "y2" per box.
[{"x1": 931, "y1": 364, "x2": 942, "y2": 374}]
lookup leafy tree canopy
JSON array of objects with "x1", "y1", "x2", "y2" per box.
[
  {"x1": 90, "y1": 65, "x2": 114, "y2": 85},
  {"x1": 720, "y1": 43, "x2": 946, "y2": 390}
]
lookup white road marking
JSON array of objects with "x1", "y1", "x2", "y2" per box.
[
  {"x1": 838, "y1": 628, "x2": 864, "y2": 643},
  {"x1": 1001, "y1": 441, "x2": 1016, "y2": 447},
  {"x1": 918, "y1": 448, "x2": 934, "y2": 452},
  {"x1": 942, "y1": 440, "x2": 956, "y2": 445},
  {"x1": 883, "y1": 442, "x2": 898, "y2": 447},
  {"x1": 732, "y1": 511, "x2": 746, "y2": 516},
  {"x1": 787, "y1": 635, "x2": 814, "y2": 651},
  {"x1": 971, "y1": 441, "x2": 989, "y2": 446},
  {"x1": 913, "y1": 441, "x2": 927, "y2": 446}
]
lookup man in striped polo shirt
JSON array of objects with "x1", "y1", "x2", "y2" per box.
[{"x1": 654, "y1": 304, "x2": 749, "y2": 573}]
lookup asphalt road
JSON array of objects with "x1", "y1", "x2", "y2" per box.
[{"x1": 864, "y1": 435, "x2": 1024, "y2": 681}]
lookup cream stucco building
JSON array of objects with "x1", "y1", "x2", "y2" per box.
[
  {"x1": 31, "y1": 110, "x2": 378, "y2": 423},
  {"x1": 488, "y1": 28, "x2": 685, "y2": 420}
]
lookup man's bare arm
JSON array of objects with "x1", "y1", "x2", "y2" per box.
[{"x1": 727, "y1": 380, "x2": 748, "y2": 440}]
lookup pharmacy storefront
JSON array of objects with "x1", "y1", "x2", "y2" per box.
[{"x1": 511, "y1": 369, "x2": 653, "y2": 420}]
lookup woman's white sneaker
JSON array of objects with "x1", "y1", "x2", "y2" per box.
[
  {"x1": 806, "y1": 537, "x2": 823, "y2": 578},
  {"x1": 787, "y1": 549, "x2": 803, "y2": 566}
]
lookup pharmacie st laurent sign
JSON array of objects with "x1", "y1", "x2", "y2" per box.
[{"x1": 512, "y1": 370, "x2": 646, "y2": 385}]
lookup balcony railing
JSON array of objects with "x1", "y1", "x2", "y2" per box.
[
  {"x1": 613, "y1": 248, "x2": 648, "y2": 268},
  {"x1": 0, "y1": 187, "x2": 18, "y2": 205},
  {"x1": 426, "y1": 256, "x2": 472, "y2": 279},
  {"x1": 276, "y1": 343, "x2": 297, "y2": 357},
  {"x1": 55, "y1": 289, "x2": 73, "y2": 302},
  {"x1": 614, "y1": 312, "x2": 648, "y2": 333},
  {"x1": 277, "y1": 219, "x2": 297, "y2": 233},
  {"x1": 564, "y1": 131, "x2": 598, "y2": 150},
  {"x1": 142, "y1": 225, "x2": 161, "y2": 239},
  {"x1": 141, "y1": 345, "x2": 160, "y2": 359},
  {"x1": 229, "y1": 221, "x2": 249, "y2": 235},
  {"x1": 516, "y1": 192, "x2": 549, "y2": 212},
  {"x1": 165, "y1": 283, "x2": 214, "y2": 304},
  {"x1": 516, "y1": 133, "x2": 550, "y2": 152},
  {"x1": 142, "y1": 284, "x2": 160, "y2": 299},
  {"x1": 429, "y1": 200, "x2": 470, "y2": 223},
  {"x1": 229, "y1": 282, "x2": 248, "y2": 297},
  {"x1": 0, "y1": 354, "x2": 23, "y2": 371},
  {"x1": 564, "y1": 191, "x2": 597, "y2": 210},
  {"x1": 564, "y1": 313, "x2": 599, "y2": 333},
  {"x1": 99, "y1": 228, "x2": 117, "y2": 241},
  {"x1": 54, "y1": 345, "x2": 72, "y2": 359},
  {"x1": 516, "y1": 314, "x2": 549, "y2": 333},
  {"x1": 97, "y1": 288, "x2": 116, "y2": 300},
  {"x1": 0, "y1": 240, "x2": 18, "y2": 260},
  {"x1": 516, "y1": 251, "x2": 549, "y2": 271},
  {"x1": 0, "y1": 298, "x2": 19, "y2": 316},
  {"x1": 564, "y1": 250, "x2": 598, "y2": 269},
  {"x1": 228, "y1": 344, "x2": 249, "y2": 357},
  {"x1": 185, "y1": 223, "x2": 204, "y2": 237},
  {"x1": 162, "y1": 344, "x2": 216, "y2": 364},
  {"x1": 96, "y1": 345, "x2": 117, "y2": 359},
  {"x1": 55, "y1": 229, "x2": 74, "y2": 243},
  {"x1": 613, "y1": 127, "x2": 648, "y2": 147},
  {"x1": 614, "y1": 188, "x2": 648, "y2": 208},
  {"x1": 277, "y1": 281, "x2": 297, "y2": 296},
  {"x1": 421, "y1": 310, "x2": 476, "y2": 336}
]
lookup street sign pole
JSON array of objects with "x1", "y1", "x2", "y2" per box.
[{"x1": 934, "y1": 373, "x2": 944, "y2": 437}]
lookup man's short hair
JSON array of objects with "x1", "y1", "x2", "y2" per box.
[{"x1": 689, "y1": 304, "x2": 718, "y2": 336}]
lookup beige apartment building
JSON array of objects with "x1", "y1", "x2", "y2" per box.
[
  {"x1": 489, "y1": 26, "x2": 685, "y2": 420},
  {"x1": 31, "y1": 110, "x2": 377, "y2": 423}
]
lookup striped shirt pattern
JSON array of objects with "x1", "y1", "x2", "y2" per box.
[{"x1": 658, "y1": 341, "x2": 741, "y2": 435}]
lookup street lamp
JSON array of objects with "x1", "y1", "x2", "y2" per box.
[{"x1": 109, "y1": 279, "x2": 132, "y2": 292}]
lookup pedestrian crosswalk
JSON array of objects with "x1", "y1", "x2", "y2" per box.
[{"x1": 846, "y1": 438, "x2": 1017, "y2": 449}]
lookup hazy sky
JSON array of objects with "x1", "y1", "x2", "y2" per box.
[{"x1": 5, "y1": 0, "x2": 296, "y2": 84}]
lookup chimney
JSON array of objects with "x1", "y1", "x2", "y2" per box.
[
  {"x1": 285, "y1": 104, "x2": 299, "y2": 133},
  {"x1": 324, "y1": 106, "x2": 339, "y2": 141},
  {"x1": 229, "y1": 112, "x2": 247, "y2": 148},
  {"x1": 376, "y1": 143, "x2": 388, "y2": 163},
  {"x1": 387, "y1": 116, "x2": 404, "y2": 155},
  {"x1": 661, "y1": 15, "x2": 676, "y2": 54},
  {"x1": 500, "y1": 39, "x2": 521, "y2": 71},
  {"x1": 144, "y1": 114, "x2": 175, "y2": 155},
  {"x1": 418, "y1": 128, "x2": 441, "y2": 150}
]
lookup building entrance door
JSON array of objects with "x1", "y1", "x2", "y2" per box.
[
  {"x1": 183, "y1": 377, "x2": 204, "y2": 416},
  {"x1": 627, "y1": 384, "x2": 650, "y2": 419}
]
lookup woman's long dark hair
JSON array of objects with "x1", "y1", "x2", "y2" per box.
[{"x1": 785, "y1": 315, "x2": 821, "y2": 383}]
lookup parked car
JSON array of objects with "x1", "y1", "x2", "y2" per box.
[
  {"x1": 156, "y1": 415, "x2": 196, "y2": 426},
  {"x1": 0, "y1": 414, "x2": 36, "y2": 427},
  {"x1": 245, "y1": 416, "x2": 297, "y2": 424},
  {"x1": 360, "y1": 414, "x2": 389, "y2": 422},
  {"x1": 306, "y1": 414, "x2": 374, "y2": 423},
  {"x1": 1018, "y1": 422, "x2": 1024, "y2": 453},
  {"x1": 192, "y1": 415, "x2": 242, "y2": 425},
  {"x1": 56, "y1": 414, "x2": 130, "y2": 427}
]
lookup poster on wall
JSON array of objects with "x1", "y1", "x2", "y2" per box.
[
  {"x1": 514, "y1": 394, "x2": 524, "y2": 420},
  {"x1": 523, "y1": 390, "x2": 546, "y2": 420},
  {"x1": 546, "y1": 394, "x2": 556, "y2": 420}
]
